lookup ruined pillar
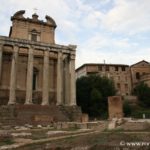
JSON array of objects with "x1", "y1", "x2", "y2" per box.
[
  {"x1": 25, "y1": 47, "x2": 34, "y2": 104},
  {"x1": 69, "y1": 55, "x2": 76, "y2": 105},
  {"x1": 8, "y1": 45, "x2": 19, "y2": 105},
  {"x1": 56, "y1": 52, "x2": 63, "y2": 105},
  {"x1": 42, "y1": 50, "x2": 49, "y2": 105}
]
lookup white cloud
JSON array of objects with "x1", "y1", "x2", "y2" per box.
[
  {"x1": 0, "y1": 0, "x2": 150, "y2": 69},
  {"x1": 102, "y1": 0, "x2": 150, "y2": 34}
]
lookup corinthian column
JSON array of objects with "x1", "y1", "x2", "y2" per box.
[
  {"x1": 64, "y1": 56, "x2": 70, "y2": 105},
  {"x1": 25, "y1": 47, "x2": 34, "y2": 104},
  {"x1": 56, "y1": 52, "x2": 63, "y2": 105},
  {"x1": 69, "y1": 55, "x2": 76, "y2": 106},
  {"x1": 8, "y1": 45, "x2": 19, "y2": 105},
  {"x1": 0, "y1": 44, "x2": 3, "y2": 84},
  {"x1": 42, "y1": 50, "x2": 49, "y2": 105}
]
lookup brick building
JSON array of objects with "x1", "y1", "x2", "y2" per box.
[
  {"x1": 130, "y1": 60, "x2": 150, "y2": 88},
  {"x1": 76, "y1": 63, "x2": 132, "y2": 96},
  {"x1": 76, "y1": 61, "x2": 150, "y2": 96}
]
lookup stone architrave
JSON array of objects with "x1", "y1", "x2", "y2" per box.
[
  {"x1": 56, "y1": 52, "x2": 63, "y2": 105},
  {"x1": 8, "y1": 45, "x2": 19, "y2": 104},
  {"x1": 42, "y1": 50, "x2": 50, "y2": 105},
  {"x1": 25, "y1": 47, "x2": 34, "y2": 104},
  {"x1": 108, "y1": 96, "x2": 123, "y2": 119}
]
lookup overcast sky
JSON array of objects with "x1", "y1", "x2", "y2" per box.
[{"x1": 0, "y1": 0, "x2": 150, "y2": 68}]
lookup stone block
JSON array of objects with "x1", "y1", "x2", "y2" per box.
[
  {"x1": 87, "y1": 122, "x2": 99, "y2": 130},
  {"x1": 61, "y1": 122, "x2": 69, "y2": 129},
  {"x1": 108, "y1": 96, "x2": 123, "y2": 119},
  {"x1": 76, "y1": 123, "x2": 87, "y2": 129},
  {"x1": 81, "y1": 113, "x2": 89, "y2": 122}
]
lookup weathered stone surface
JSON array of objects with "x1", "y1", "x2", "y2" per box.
[
  {"x1": 0, "y1": 131, "x2": 12, "y2": 142},
  {"x1": 108, "y1": 96, "x2": 123, "y2": 119},
  {"x1": 81, "y1": 113, "x2": 89, "y2": 122},
  {"x1": 108, "y1": 118, "x2": 117, "y2": 130},
  {"x1": 122, "y1": 121, "x2": 150, "y2": 131},
  {"x1": 11, "y1": 132, "x2": 32, "y2": 138},
  {"x1": 76, "y1": 123, "x2": 87, "y2": 129}
]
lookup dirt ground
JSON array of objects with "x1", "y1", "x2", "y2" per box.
[{"x1": 15, "y1": 131, "x2": 150, "y2": 150}]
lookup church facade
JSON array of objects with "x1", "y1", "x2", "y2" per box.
[{"x1": 0, "y1": 10, "x2": 76, "y2": 106}]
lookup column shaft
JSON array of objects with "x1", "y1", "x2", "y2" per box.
[
  {"x1": 25, "y1": 48, "x2": 34, "y2": 104},
  {"x1": 56, "y1": 52, "x2": 62, "y2": 105},
  {"x1": 64, "y1": 57, "x2": 70, "y2": 105},
  {"x1": 8, "y1": 46, "x2": 19, "y2": 104},
  {"x1": 69, "y1": 57, "x2": 76, "y2": 105},
  {"x1": 42, "y1": 50, "x2": 49, "y2": 105},
  {"x1": 0, "y1": 45, "x2": 3, "y2": 83}
]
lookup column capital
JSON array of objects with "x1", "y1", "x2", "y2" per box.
[
  {"x1": 70, "y1": 54, "x2": 75, "y2": 60},
  {"x1": 44, "y1": 50, "x2": 49, "y2": 57},
  {"x1": 13, "y1": 45, "x2": 19, "y2": 52}
]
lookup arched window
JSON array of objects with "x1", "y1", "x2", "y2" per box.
[{"x1": 33, "y1": 67, "x2": 38, "y2": 91}]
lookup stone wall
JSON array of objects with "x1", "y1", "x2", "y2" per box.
[
  {"x1": 122, "y1": 121, "x2": 150, "y2": 131},
  {"x1": 0, "y1": 105, "x2": 82, "y2": 126}
]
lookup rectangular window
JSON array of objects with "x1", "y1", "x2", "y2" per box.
[
  {"x1": 125, "y1": 84, "x2": 128, "y2": 90},
  {"x1": 115, "y1": 66, "x2": 118, "y2": 71},
  {"x1": 117, "y1": 83, "x2": 120, "y2": 89},
  {"x1": 106, "y1": 66, "x2": 109, "y2": 71},
  {"x1": 31, "y1": 34, "x2": 37, "y2": 42},
  {"x1": 122, "y1": 66, "x2": 126, "y2": 71},
  {"x1": 98, "y1": 65, "x2": 102, "y2": 71}
]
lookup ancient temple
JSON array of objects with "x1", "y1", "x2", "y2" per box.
[
  {"x1": 0, "y1": 10, "x2": 81, "y2": 124},
  {"x1": 0, "y1": 10, "x2": 76, "y2": 106}
]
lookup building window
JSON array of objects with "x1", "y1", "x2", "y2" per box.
[
  {"x1": 117, "y1": 83, "x2": 120, "y2": 89},
  {"x1": 98, "y1": 65, "x2": 102, "y2": 71},
  {"x1": 122, "y1": 66, "x2": 126, "y2": 71},
  {"x1": 115, "y1": 66, "x2": 118, "y2": 71},
  {"x1": 31, "y1": 34, "x2": 37, "y2": 42},
  {"x1": 125, "y1": 84, "x2": 128, "y2": 90},
  {"x1": 136, "y1": 72, "x2": 140, "y2": 80},
  {"x1": 106, "y1": 66, "x2": 109, "y2": 71}
]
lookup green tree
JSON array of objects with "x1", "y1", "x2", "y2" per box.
[
  {"x1": 76, "y1": 75, "x2": 116, "y2": 118},
  {"x1": 123, "y1": 101, "x2": 132, "y2": 117},
  {"x1": 133, "y1": 82, "x2": 150, "y2": 107}
]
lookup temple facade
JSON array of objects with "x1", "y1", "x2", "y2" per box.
[{"x1": 0, "y1": 10, "x2": 76, "y2": 106}]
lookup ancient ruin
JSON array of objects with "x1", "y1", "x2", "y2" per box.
[
  {"x1": 0, "y1": 10, "x2": 81, "y2": 125},
  {"x1": 108, "y1": 96, "x2": 123, "y2": 119}
]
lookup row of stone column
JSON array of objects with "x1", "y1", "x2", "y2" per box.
[{"x1": 0, "y1": 44, "x2": 76, "y2": 106}]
